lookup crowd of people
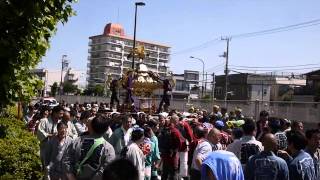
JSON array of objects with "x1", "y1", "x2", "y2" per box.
[{"x1": 23, "y1": 101, "x2": 320, "y2": 180}]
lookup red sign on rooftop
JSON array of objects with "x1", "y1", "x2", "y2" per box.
[{"x1": 103, "y1": 23, "x2": 125, "y2": 37}]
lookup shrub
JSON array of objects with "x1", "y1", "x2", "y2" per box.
[{"x1": 0, "y1": 117, "x2": 42, "y2": 179}]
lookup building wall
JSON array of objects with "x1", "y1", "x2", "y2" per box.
[
  {"x1": 46, "y1": 70, "x2": 86, "y2": 93},
  {"x1": 214, "y1": 74, "x2": 249, "y2": 100},
  {"x1": 301, "y1": 70, "x2": 320, "y2": 96},
  {"x1": 250, "y1": 84, "x2": 271, "y2": 101}
]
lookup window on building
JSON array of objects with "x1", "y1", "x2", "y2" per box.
[
  {"x1": 91, "y1": 53, "x2": 96, "y2": 58},
  {"x1": 175, "y1": 80, "x2": 184, "y2": 91},
  {"x1": 160, "y1": 55, "x2": 168, "y2": 59},
  {"x1": 263, "y1": 88, "x2": 267, "y2": 96},
  {"x1": 186, "y1": 74, "x2": 198, "y2": 81}
]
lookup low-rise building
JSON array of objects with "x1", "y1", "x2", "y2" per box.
[
  {"x1": 172, "y1": 70, "x2": 200, "y2": 99},
  {"x1": 294, "y1": 69, "x2": 320, "y2": 101},
  {"x1": 32, "y1": 68, "x2": 86, "y2": 96},
  {"x1": 214, "y1": 73, "x2": 306, "y2": 101}
]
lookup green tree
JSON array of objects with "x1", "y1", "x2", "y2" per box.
[
  {"x1": 0, "y1": 0, "x2": 76, "y2": 108},
  {"x1": 94, "y1": 84, "x2": 104, "y2": 96},
  {"x1": 50, "y1": 82, "x2": 58, "y2": 96},
  {"x1": 0, "y1": 109, "x2": 42, "y2": 179},
  {"x1": 82, "y1": 88, "x2": 94, "y2": 96},
  {"x1": 75, "y1": 88, "x2": 82, "y2": 95},
  {"x1": 63, "y1": 81, "x2": 78, "y2": 94}
]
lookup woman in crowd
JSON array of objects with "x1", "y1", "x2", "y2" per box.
[
  {"x1": 143, "y1": 126, "x2": 160, "y2": 180},
  {"x1": 27, "y1": 105, "x2": 50, "y2": 134},
  {"x1": 146, "y1": 119, "x2": 161, "y2": 180}
]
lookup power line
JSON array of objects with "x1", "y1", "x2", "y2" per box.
[
  {"x1": 231, "y1": 19, "x2": 320, "y2": 39},
  {"x1": 205, "y1": 63, "x2": 225, "y2": 72},
  {"x1": 230, "y1": 66, "x2": 320, "y2": 71},
  {"x1": 171, "y1": 18, "x2": 320, "y2": 55},
  {"x1": 229, "y1": 63, "x2": 320, "y2": 69},
  {"x1": 171, "y1": 38, "x2": 220, "y2": 56},
  {"x1": 231, "y1": 22, "x2": 320, "y2": 39}
]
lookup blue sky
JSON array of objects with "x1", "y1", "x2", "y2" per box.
[{"x1": 39, "y1": 0, "x2": 320, "y2": 75}]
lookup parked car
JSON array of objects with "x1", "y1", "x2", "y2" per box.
[{"x1": 37, "y1": 97, "x2": 59, "y2": 108}]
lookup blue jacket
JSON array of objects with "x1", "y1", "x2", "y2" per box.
[
  {"x1": 288, "y1": 150, "x2": 315, "y2": 180},
  {"x1": 245, "y1": 151, "x2": 289, "y2": 180},
  {"x1": 305, "y1": 148, "x2": 320, "y2": 180},
  {"x1": 201, "y1": 150, "x2": 244, "y2": 180}
]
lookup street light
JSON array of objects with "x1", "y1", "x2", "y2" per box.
[
  {"x1": 190, "y1": 56, "x2": 205, "y2": 98},
  {"x1": 59, "y1": 55, "x2": 68, "y2": 101},
  {"x1": 132, "y1": 2, "x2": 146, "y2": 69}
]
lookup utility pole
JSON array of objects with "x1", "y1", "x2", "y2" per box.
[
  {"x1": 221, "y1": 37, "x2": 230, "y2": 107},
  {"x1": 211, "y1": 73, "x2": 215, "y2": 102},
  {"x1": 261, "y1": 81, "x2": 264, "y2": 102},
  {"x1": 190, "y1": 56, "x2": 205, "y2": 98},
  {"x1": 132, "y1": 2, "x2": 145, "y2": 69},
  {"x1": 59, "y1": 55, "x2": 67, "y2": 101},
  {"x1": 204, "y1": 72, "x2": 207, "y2": 97}
]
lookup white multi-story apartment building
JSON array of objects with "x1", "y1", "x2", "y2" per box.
[{"x1": 87, "y1": 23, "x2": 171, "y2": 87}]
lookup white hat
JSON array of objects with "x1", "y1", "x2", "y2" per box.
[
  {"x1": 182, "y1": 112, "x2": 191, "y2": 117},
  {"x1": 159, "y1": 112, "x2": 168, "y2": 118}
]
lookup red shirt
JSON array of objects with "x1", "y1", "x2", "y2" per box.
[
  {"x1": 161, "y1": 126, "x2": 182, "y2": 168},
  {"x1": 179, "y1": 120, "x2": 195, "y2": 142}
]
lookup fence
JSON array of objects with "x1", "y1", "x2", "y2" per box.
[{"x1": 55, "y1": 95, "x2": 320, "y2": 128}]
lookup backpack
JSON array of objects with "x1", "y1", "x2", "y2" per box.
[
  {"x1": 158, "y1": 127, "x2": 173, "y2": 155},
  {"x1": 240, "y1": 143, "x2": 260, "y2": 164},
  {"x1": 76, "y1": 137, "x2": 105, "y2": 176}
]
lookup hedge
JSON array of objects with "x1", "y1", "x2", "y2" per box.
[{"x1": 0, "y1": 117, "x2": 42, "y2": 179}]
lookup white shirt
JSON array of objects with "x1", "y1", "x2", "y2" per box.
[
  {"x1": 226, "y1": 135, "x2": 263, "y2": 162},
  {"x1": 37, "y1": 117, "x2": 57, "y2": 142},
  {"x1": 64, "y1": 120, "x2": 78, "y2": 139},
  {"x1": 191, "y1": 139, "x2": 212, "y2": 171},
  {"x1": 74, "y1": 121, "x2": 87, "y2": 135},
  {"x1": 121, "y1": 126, "x2": 132, "y2": 146},
  {"x1": 127, "y1": 142, "x2": 145, "y2": 180}
]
